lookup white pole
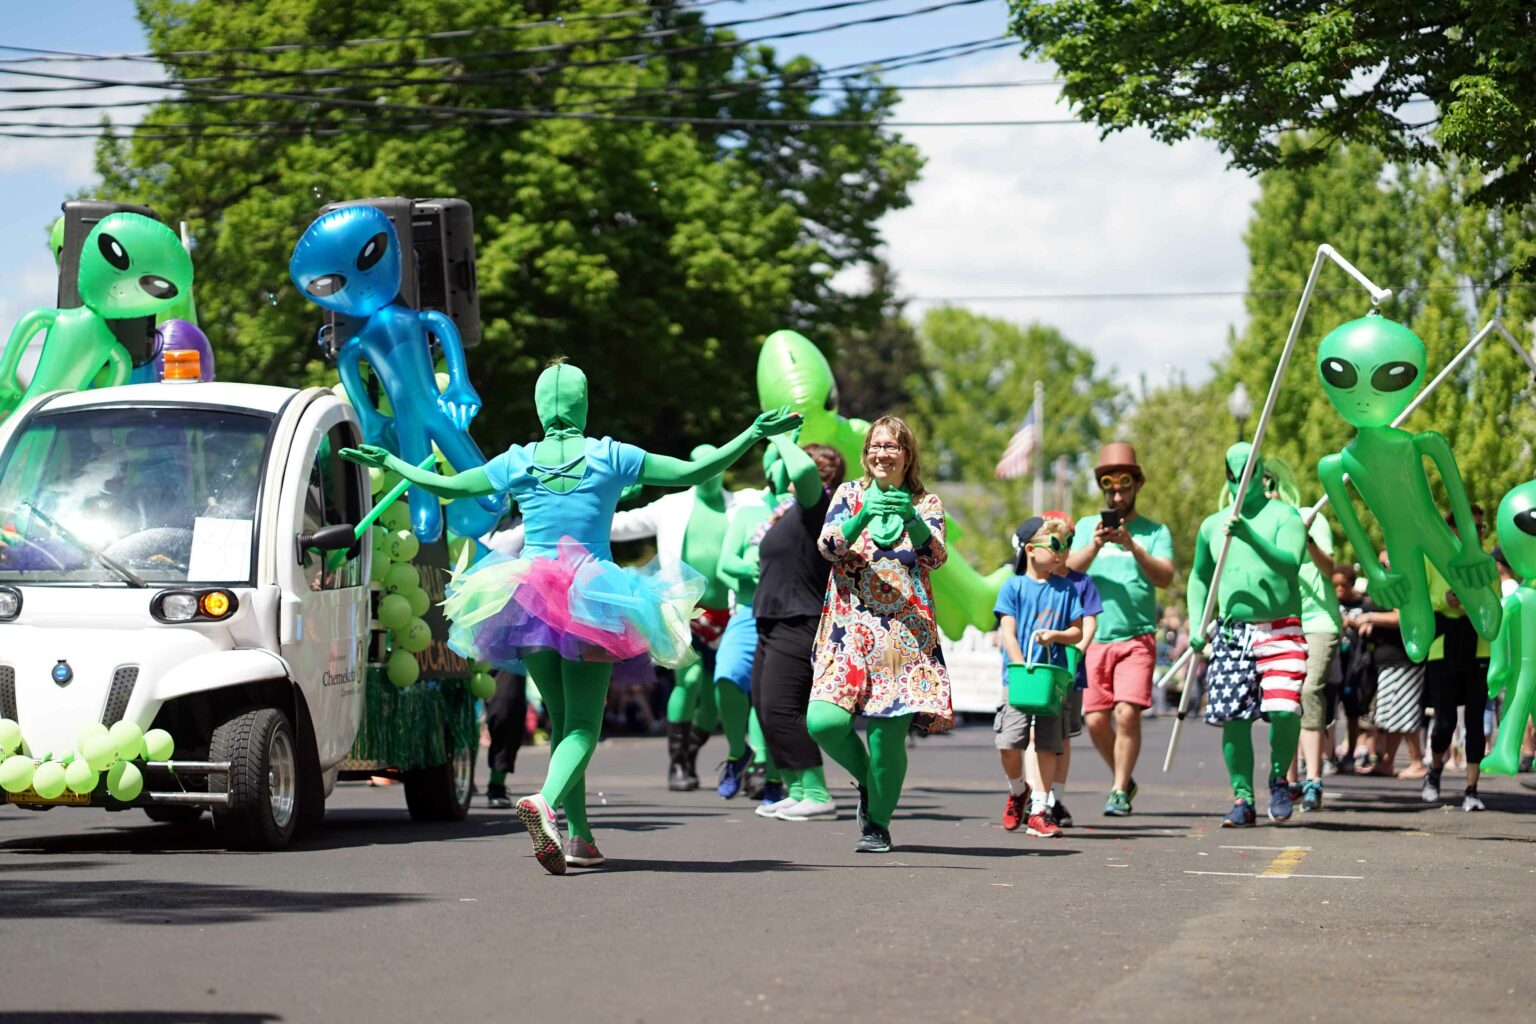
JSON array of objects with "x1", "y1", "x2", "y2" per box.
[
  {"x1": 1164, "y1": 245, "x2": 1392, "y2": 772},
  {"x1": 1031, "y1": 380, "x2": 1045, "y2": 512}
]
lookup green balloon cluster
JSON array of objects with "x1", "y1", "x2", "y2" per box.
[
  {"x1": 370, "y1": 498, "x2": 438, "y2": 688},
  {"x1": 0, "y1": 716, "x2": 173, "y2": 799}
]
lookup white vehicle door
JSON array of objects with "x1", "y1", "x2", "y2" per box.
[{"x1": 276, "y1": 404, "x2": 369, "y2": 768}]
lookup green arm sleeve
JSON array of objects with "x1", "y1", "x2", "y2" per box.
[
  {"x1": 1241, "y1": 510, "x2": 1307, "y2": 571},
  {"x1": 717, "y1": 511, "x2": 758, "y2": 588},
  {"x1": 1186, "y1": 521, "x2": 1216, "y2": 646},
  {"x1": 382, "y1": 457, "x2": 498, "y2": 500},
  {"x1": 638, "y1": 426, "x2": 763, "y2": 488},
  {"x1": 770, "y1": 435, "x2": 822, "y2": 509}
]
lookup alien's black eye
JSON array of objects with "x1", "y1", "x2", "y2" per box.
[
  {"x1": 98, "y1": 232, "x2": 130, "y2": 271},
  {"x1": 1515, "y1": 509, "x2": 1536, "y2": 537},
  {"x1": 306, "y1": 274, "x2": 346, "y2": 297},
  {"x1": 1225, "y1": 466, "x2": 1237, "y2": 483},
  {"x1": 1320, "y1": 358, "x2": 1358, "y2": 389},
  {"x1": 138, "y1": 275, "x2": 177, "y2": 299},
  {"x1": 356, "y1": 232, "x2": 389, "y2": 272},
  {"x1": 825, "y1": 380, "x2": 839, "y2": 413},
  {"x1": 1371, "y1": 361, "x2": 1418, "y2": 393}
]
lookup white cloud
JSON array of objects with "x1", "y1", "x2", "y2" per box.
[{"x1": 870, "y1": 53, "x2": 1262, "y2": 388}]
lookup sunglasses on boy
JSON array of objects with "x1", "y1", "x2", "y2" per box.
[
  {"x1": 1099, "y1": 472, "x2": 1137, "y2": 492},
  {"x1": 1026, "y1": 535, "x2": 1065, "y2": 553}
]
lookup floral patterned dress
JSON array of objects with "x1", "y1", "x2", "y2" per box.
[{"x1": 810, "y1": 480, "x2": 954, "y2": 734}]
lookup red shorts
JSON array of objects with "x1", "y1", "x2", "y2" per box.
[{"x1": 1083, "y1": 634, "x2": 1156, "y2": 714}]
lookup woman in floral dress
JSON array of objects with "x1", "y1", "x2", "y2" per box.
[{"x1": 807, "y1": 415, "x2": 953, "y2": 853}]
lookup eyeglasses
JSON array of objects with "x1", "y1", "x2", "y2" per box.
[
  {"x1": 1027, "y1": 535, "x2": 1065, "y2": 553},
  {"x1": 868, "y1": 443, "x2": 905, "y2": 455},
  {"x1": 1099, "y1": 472, "x2": 1137, "y2": 491}
]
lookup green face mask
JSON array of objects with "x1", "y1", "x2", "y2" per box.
[
  {"x1": 1317, "y1": 314, "x2": 1426, "y2": 429},
  {"x1": 1224, "y1": 441, "x2": 1261, "y2": 502},
  {"x1": 534, "y1": 362, "x2": 589, "y2": 434}
]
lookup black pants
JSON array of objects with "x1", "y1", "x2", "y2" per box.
[
  {"x1": 751, "y1": 615, "x2": 823, "y2": 772},
  {"x1": 1427, "y1": 658, "x2": 1488, "y2": 762},
  {"x1": 485, "y1": 670, "x2": 528, "y2": 775}
]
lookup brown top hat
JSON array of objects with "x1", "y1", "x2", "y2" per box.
[{"x1": 1094, "y1": 442, "x2": 1143, "y2": 478}]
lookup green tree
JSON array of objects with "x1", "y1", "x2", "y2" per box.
[
  {"x1": 907, "y1": 307, "x2": 1123, "y2": 569},
  {"x1": 95, "y1": 0, "x2": 921, "y2": 453}
]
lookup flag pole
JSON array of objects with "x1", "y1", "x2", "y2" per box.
[{"x1": 1031, "y1": 380, "x2": 1044, "y2": 512}]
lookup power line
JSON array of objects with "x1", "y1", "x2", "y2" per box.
[{"x1": 909, "y1": 282, "x2": 1534, "y2": 303}]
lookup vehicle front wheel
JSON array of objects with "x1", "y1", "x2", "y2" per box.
[
  {"x1": 209, "y1": 706, "x2": 300, "y2": 850},
  {"x1": 403, "y1": 739, "x2": 474, "y2": 822}
]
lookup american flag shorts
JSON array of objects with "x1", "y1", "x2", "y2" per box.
[{"x1": 1203, "y1": 617, "x2": 1307, "y2": 725}]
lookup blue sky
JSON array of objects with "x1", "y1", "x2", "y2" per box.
[{"x1": 0, "y1": 1, "x2": 1259, "y2": 387}]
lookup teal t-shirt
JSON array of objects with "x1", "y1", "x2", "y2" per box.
[
  {"x1": 1070, "y1": 513, "x2": 1173, "y2": 643},
  {"x1": 1300, "y1": 513, "x2": 1342, "y2": 635}
]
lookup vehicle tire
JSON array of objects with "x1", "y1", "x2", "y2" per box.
[
  {"x1": 209, "y1": 706, "x2": 301, "y2": 850},
  {"x1": 403, "y1": 739, "x2": 474, "y2": 822},
  {"x1": 143, "y1": 805, "x2": 203, "y2": 824}
]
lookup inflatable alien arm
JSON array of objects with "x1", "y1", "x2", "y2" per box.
[
  {"x1": 0, "y1": 309, "x2": 57, "y2": 404},
  {"x1": 419, "y1": 308, "x2": 480, "y2": 432},
  {"x1": 333, "y1": 338, "x2": 391, "y2": 443},
  {"x1": 1413, "y1": 429, "x2": 1497, "y2": 587}
]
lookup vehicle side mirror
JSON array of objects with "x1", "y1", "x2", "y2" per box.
[{"x1": 296, "y1": 524, "x2": 357, "y2": 565}]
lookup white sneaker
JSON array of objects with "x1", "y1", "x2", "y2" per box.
[
  {"x1": 1463, "y1": 791, "x2": 1486, "y2": 812},
  {"x1": 756, "y1": 795, "x2": 799, "y2": 819},
  {"x1": 774, "y1": 798, "x2": 838, "y2": 821}
]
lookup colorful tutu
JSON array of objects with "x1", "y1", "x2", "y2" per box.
[{"x1": 444, "y1": 537, "x2": 706, "y2": 672}]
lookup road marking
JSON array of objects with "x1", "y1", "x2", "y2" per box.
[
  {"x1": 1183, "y1": 870, "x2": 1364, "y2": 880},
  {"x1": 1220, "y1": 845, "x2": 1313, "y2": 852},
  {"x1": 1260, "y1": 846, "x2": 1310, "y2": 876}
]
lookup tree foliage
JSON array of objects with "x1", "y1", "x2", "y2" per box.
[{"x1": 95, "y1": 0, "x2": 922, "y2": 453}]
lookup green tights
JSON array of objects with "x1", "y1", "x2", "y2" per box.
[
  {"x1": 805, "y1": 701, "x2": 913, "y2": 828},
  {"x1": 525, "y1": 650, "x2": 611, "y2": 843},
  {"x1": 716, "y1": 681, "x2": 752, "y2": 759},
  {"x1": 748, "y1": 709, "x2": 771, "y2": 772},
  {"x1": 1222, "y1": 713, "x2": 1301, "y2": 803},
  {"x1": 667, "y1": 659, "x2": 719, "y2": 730}
]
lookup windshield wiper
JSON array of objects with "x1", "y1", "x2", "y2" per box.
[{"x1": 20, "y1": 501, "x2": 146, "y2": 588}]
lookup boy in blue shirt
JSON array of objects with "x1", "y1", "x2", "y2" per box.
[
  {"x1": 1041, "y1": 511, "x2": 1103, "y2": 828},
  {"x1": 995, "y1": 515, "x2": 1084, "y2": 838}
]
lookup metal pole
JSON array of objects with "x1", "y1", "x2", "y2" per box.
[
  {"x1": 1031, "y1": 380, "x2": 1045, "y2": 512},
  {"x1": 1165, "y1": 245, "x2": 1392, "y2": 771}
]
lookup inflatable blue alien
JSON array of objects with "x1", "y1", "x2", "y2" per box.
[{"x1": 290, "y1": 206, "x2": 504, "y2": 542}]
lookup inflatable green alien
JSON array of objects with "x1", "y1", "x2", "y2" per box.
[
  {"x1": 1481, "y1": 482, "x2": 1536, "y2": 775},
  {"x1": 1315, "y1": 314, "x2": 1501, "y2": 662},
  {"x1": 0, "y1": 213, "x2": 193, "y2": 420}
]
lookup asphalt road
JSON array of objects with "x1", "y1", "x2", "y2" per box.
[{"x1": 3, "y1": 714, "x2": 1535, "y2": 1024}]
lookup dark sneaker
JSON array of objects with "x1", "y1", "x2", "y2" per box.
[
  {"x1": 1025, "y1": 811, "x2": 1063, "y2": 838},
  {"x1": 1002, "y1": 791, "x2": 1028, "y2": 832},
  {"x1": 1463, "y1": 789, "x2": 1486, "y2": 812},
  {"x1": 1127, "y1": 777, "x2": 1139, "y2": 804},
  {"x1": 1052, "y1": 797, "x2": 1074, "y2": 828},
  {"x1": 854, "y1": 822, "x2": 893, "y2": 853},
  {"x1": 1104, "y1": 790, "x2": 1131, "y2": 816},
  {"x1": 1521, "y1": 755, "x2": 1534, "y2": 773},
  {"x1": 742, "y1": 764, "x2": 767, "y2": 801},
  {"x1": 564, "y1": 835, "x2": 605, "y2": 868},
  {"x1": 1267, "y1": 776, "x2": 1294, "y2": 822},
  {"x1": 1301, "y1": 780, "x2": 1323, "y2": 813},
  {"x1": 1288, "y1": 780, "x2": 1304, "y2": 800},
  {"x1": 1422, "y1": 769, "x2": 1442, "y2": 804},
  {"x1": 667, "y1": 761, "x2": 692, "y2": 792},
  {"x1": 1220, "y1": 799, "x2": 1257, "y2": 828},
  {"x1": 486, "y1": 784, "x2": 512, "y2": 809},
  {"x1": 856, "y1": 784, "x2": 870, "y2": 833},
  {"x1": 716, "y1": 745, "x2": 755, "y2": 800},
  {"x1": 515, "y1": 795, "x2": 567, "y2": 875}
]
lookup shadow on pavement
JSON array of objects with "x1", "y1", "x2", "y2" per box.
[
  {"x1": 595, "y1": 857, "x2": 951, "y2": 874},
  {"x1": 0, "y1": 813, "x2": 515, "y2": 855},
  {"x1": 897, "y1": 844, "x2": 1078, "y2": 858},
  {"x1": 0, "y1": 1015, "x2": 280, "y2": 1024},
  {"x1": 0, "y1": 879, "x2": 425, "y2": 924}
]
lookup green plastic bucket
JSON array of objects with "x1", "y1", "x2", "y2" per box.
[{"x1": 1007, "y1": 642, "x2": 1072, "y2": 715}]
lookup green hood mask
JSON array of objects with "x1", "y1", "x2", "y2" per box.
[{"x1": 535, "y1": 362, "x2": 589, "y2": 439}]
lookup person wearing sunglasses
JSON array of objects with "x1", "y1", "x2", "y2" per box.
[{"x1": 1066, "y1": 443, "x2": 1176, "y2": 816}]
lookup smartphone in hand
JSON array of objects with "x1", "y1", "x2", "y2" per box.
[{"x1": 1100, "y1": 509, "x2": 1122, "y2": 530}]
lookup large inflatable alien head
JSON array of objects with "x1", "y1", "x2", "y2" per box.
[
  {"x1": 756, "y1": 329, "x2": 838, "y2": 442},
  {"x1": 1497, "y1": 481, "x2": 1536, "y2": 583},
  {"x1": 49, "y1": 216, "x2": 65, "y2": 265},
  {"x1": 79, "y1": 213, "x2": 193, "y2": 320},
  {"x1": 289, "y1": 205, "x2": 402, "y2": 319},
  {"x1": 1316, "y1": 314, "x2": 1426, "y2": 429},
  {"x1": 534, "y1": 360, "x2": 588, "y2": 433}
]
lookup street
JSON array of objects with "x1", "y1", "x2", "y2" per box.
[{"x1": 3, "y1": 714, "x2": 1534, "y2": 1023}]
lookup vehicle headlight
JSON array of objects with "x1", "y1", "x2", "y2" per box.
[
  {"x1": 159, "y1": 592, "x2": 198, "y2": 622},
  {"x1": 0, "y1": 587, "x2": 20, "y2": 621}
]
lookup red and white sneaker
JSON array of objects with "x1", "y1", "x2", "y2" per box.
[
  {"x1": 1025, "y1": 811, "x2": 1063, "y2": 838},
  {"x1": 515, "y1": 795, "x2": 567, "y2": 875},
  {"x1": 1002, "y1": 791, "x2": 1029, "y2": 831}
]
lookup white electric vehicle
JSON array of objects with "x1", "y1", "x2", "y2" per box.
[{"x1": 0, "y1": 380, "x2": 472, "y2": 849}]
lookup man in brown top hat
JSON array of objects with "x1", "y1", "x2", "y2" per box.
[{"x1": 1066, "y1": 442, "x2": 1175, "y2": 816}]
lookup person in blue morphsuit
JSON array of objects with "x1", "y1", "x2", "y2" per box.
[{"x1": 289, "y1": 205, "x2": 505, "y2": 542}]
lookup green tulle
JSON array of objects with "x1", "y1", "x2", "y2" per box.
[{"x1": 350, "y1": 670, "x2": 477, "y2": 771}]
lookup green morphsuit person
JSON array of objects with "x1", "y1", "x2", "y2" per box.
[
  {"x1": 1189, "y1": 443, "x2": 1309, "y2": 827},
  {"x1": 0, "y1": 213, "x2": 193, "y2": 420},
  {"x1": 1481, "y1": 482, "x2": 1536, "y2": 775},
  {"x1": 343, "y1": 361, "x2": 799, "y2": 875},
  {"x1": 1316, "y1": 314, "x2": 1501, "y2": 662},
  {"x1": 756, "y1": 328, "x2": 1003, "y2": 638}
]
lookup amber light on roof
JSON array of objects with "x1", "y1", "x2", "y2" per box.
[{"x1": 164, "y1": 349, "x2": 201, "y2": 382}]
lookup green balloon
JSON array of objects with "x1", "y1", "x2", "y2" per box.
[
  {"x1": 0, "y1": 754, "x2": 35, "y2": 794},
  {"x1": 379, "y1": 502, "x2": 412, "y2": 534},
  {"x1": 143, "y1": 728, "x2": 175, "y2": 762},
  {"x1": 31, "y1": 760, "x2": 67, "y2": 799},
  {"x1": 75, "y1": 720, "x2": 109, "y2": 751},
  {"x1": 398, "y1": 617, "x2": 432, "y2": 653},
  {"x1": 447, "y1": 534, "x2": 472, "y2": 565},
  {"x1": 0, "y1": 718, "x2": 21, "y2": 756},
  {"x1": 387, "y1": 529, "x2": 420, "y2": 563},
  {"x1": 109, "y1": 720, "x2": 145, "y2": 762},
  {"x1": 378, "y1": 593, "x2": 413, "y2": 631},
  {"x1": 107, "y1": 760, "x2": 144, "y2": 801},
  {"x1": 369, "y1": 465, "x2": 387, "y2": 494},
  {"x1": 65, "y1": 758, "x2": 99, "y2": 794},
  {"x1": 406, "y1": 585, "x2": 431, "y2": 618},
  {"x1": 371, "y1": 524, "x2": 391, "y2": 555},
  {"x1": 370, "y1": 552, "x2": 391, "y2": 583},
  {"x1": 469, "y1": 671, "x2": 496, "y2": 700},
  {"x1": 384, "y1": 563, "x2": 419, "y2": 596},
  {"x1": 82, "y1": 733, "x2": 118, "y2": 772},
  {"x1": 386, "y1": 649, "x2": 419, "y2": 688}
]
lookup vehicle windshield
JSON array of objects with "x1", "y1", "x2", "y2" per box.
[{"x1": 0, "y1": 405, "x2": 271, "y2": 585}]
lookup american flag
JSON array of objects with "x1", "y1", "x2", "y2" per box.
[{"x1": 995, "y1": 409, "x2": 1039, "y2": 480}]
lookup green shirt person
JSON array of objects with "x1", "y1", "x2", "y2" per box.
[{"x1": 1065, "y1": 443, "x2": 1175, "y2": 817}]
